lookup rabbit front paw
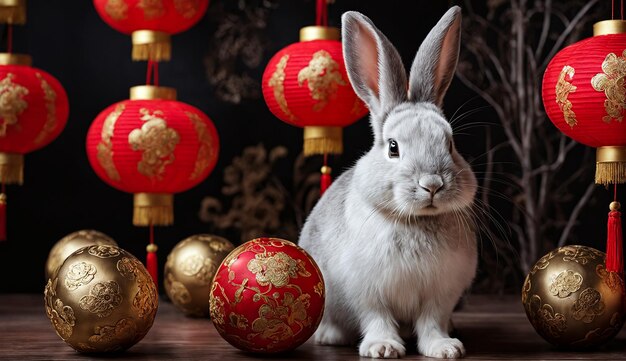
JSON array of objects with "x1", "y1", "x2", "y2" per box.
[
  {"x1": 359, "y1": 339, "x2": 406, "y2": 359},
  {"x1": 419, "y1": 337, "x2": 465, "y2": 359}
]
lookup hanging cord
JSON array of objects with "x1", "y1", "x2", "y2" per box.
[
  {"x1": 146, "y1": 222, "x2": 158, "y2": 287},
  {"x1": 145, "y1": 60, "x2": 160, "y2": 86},
  {"x1": 6, "y1": 24, "x2": 12, "y2": 54},
  {"x1": 316, "y1": 0, "x2": 328, "y2": 26},
  {"x1": 320, "y1": 153, "x2": 332, "y2": 195},
  {"x1": 606, "y1": 183, "x2": 623, "y2": 274}
]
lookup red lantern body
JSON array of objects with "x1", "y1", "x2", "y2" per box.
[
  {"x1": 262, "y1": 27, "x2": 368, "y2": 156},
  {"x1": 0, "y1": 54, "x2": 69, "y2": 184},
  {"x1": 210, "y1": 237, "x2": 325, "y2": 353},
  {"x1": 543, "y1": 21, "x2": 626, "y2": 185},
  {"x1": 93, "y1": 0, "x2": 210, "y2": 61},
  {"x1": 86, "y1": 85, "x2": 219, "y2": 225}
]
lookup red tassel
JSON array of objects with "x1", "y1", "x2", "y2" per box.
[
  {"x1": 606, "y1": 201, "x2": 623, "y2": 273},
  {"x1": 0, "y1": 193, "x2": 6, "y2": 241},
  {"x1": 320, "y1": 165, "x2": 332, "y2": 195},
  {"x1": 146, "y1": 244, "x2": 158, "y2": 287}
]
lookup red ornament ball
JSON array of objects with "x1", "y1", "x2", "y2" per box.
[{"x1": 210, "y1": 237, "x2": 325, "y2": 353}]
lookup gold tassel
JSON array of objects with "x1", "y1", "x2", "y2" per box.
[
  {"x1": 0, "y1": 0, "x2": 25, "y2": 25},
  {"x1": 303, "y1": 126, "x2": 343, "y2": 156},
  {"x1": 131, "y1": 30, "x2": 171, "y2": 62},
  {"x1": 0, "y1": 153, "x2": 23, "y2": 185},
  {"x1": 133, "y1": 193, "x2": 174, "y2": 226},
  {"x1": 596, "y1": 146, "x2": 626, "y2": 186}
]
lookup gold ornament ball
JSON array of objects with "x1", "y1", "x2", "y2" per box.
[
  {"x1": 164, "y1": 234, "x2": 235, "y2": 317},
  {"x1": 44, "y1": 245, "x2": 158, "y2": 353},
  {"x1": 522, "y1": 245, "x2": 626, "y2": 348},
  {"x1": 46, "y1": 230, "x2": 117, "y2": 280}
]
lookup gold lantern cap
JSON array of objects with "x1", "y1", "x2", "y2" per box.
[
  {"x1": 0, "y1": 53, "x2": 31, "y2": 66},
  {"x1": 0, "y1": 0, "x2": 26, "y2": 25},
  {"x1": 132, "y1": 30, "x2": 171, "y2": 62},
  {"x1": 300, "y1": 26, "x2": 340, "y2": 41},
  {"x1": 303, "y1": 126, "x2": 343, "y2": 156},
  {"x1": 0, "y1": 152, "x2": 23, "y2": 184},
  {"x1": 596, "y1": 146, "x2": 626, "y2": 185},
  {"x1": 594, "y1": 20, "x2": 626, "y2": 36},
  {"x1": 133, "y1": 193, "x2": 174, "y2": 226},
  {"x1": 130, "y1": 85, "x2": 177, "y2": 101}
]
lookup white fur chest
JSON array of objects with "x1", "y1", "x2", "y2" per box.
[{"x1": 339, "y1": 201, "x2": 477, "y2": 324}]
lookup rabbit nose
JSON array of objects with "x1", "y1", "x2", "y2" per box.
[{"x1": 418, "y1": 175, "x2": 443, "y2": 195}]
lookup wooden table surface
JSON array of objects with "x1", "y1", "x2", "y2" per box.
[{"x1": 2, "y1": 294, "x2": 626, "y2": 360}]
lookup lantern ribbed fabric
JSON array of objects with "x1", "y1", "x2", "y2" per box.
[
  {"x1": 0, "y1": 54, "x2": 69, "y2": 184},
  {"x1": 262, "y1": 35, "x2": 368, "y2": 156},
  {"x1": 86, "y1": 86, "x2": 219, "y2": 226},
  {"x1": 93, "y1": 0, "x2": 209, "y2": 61},
  {"x1": 542, "y1": 29, "x2": 626, "y2": 185}
]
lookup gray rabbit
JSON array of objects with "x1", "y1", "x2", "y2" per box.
[{"x1": 298, "y1": 6, "x2": 478, "y2": 359}]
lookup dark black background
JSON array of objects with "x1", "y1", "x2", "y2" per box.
[{"x1": 0, "y1": 0, "x2": 614, "y2": 293}]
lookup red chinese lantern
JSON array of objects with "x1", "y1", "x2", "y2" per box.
[
  {"x1": 93, "y1": 0, "x2": 210, "y2": 61},
  {"x1": 0, "y1": 53, "x2": 69, "y2": 240},
  {"x1": 86, "y1": 85, "x2": 219, "y2": 280},
  {"x1": 543, "y1": 19, "x2": 625, "y2": 276},
  {"x1": 261, "y1": 0, "x2": 368, "y2": 194},
  {"x1": 210, "y1": 237, "x2": 325, "y2": 353}
]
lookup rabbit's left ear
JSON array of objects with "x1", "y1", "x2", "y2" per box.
[{"x1": 408, "y1": 6, "x2": 461, "y2": 108}]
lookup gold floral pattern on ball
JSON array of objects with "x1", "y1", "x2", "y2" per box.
[
  {"x1": 88, "y1": 318, "x2": 138, "y2": 347},
  {"x1": 79, "y1": 281, "x2": 123, "y2": 318},
  {"x1": 247, "y1": 252, "x2": 311, "y2": 288},
  {"x1": 572, "y1": 288, "x2": 605, "y2": 323},
  {"x1": 117, "y1": 257, "x2": 158, "y2": 319},
  {"x1": 65, "y1": 262, "x2": 97, "y2": 291},
  {"x1": 528, "y1": 295, "x2": 567, "y2": 339},
  {"x1": 180, "y1": 254, "x2": 217, "y2": 283},
  {"x1": 210, "y1": 282, "x2": 226, "y2": 325},
  {"x1": 596, "y1": 264, "x2": 626, "y2": 293},
  {"x1": 45, "y1": 279, "x2": 76, "y2": 340},
  {"x1": 87, "y1": 245, "x2": 121, "y2": 258},
  {"x1": 250, "y1": 292, "x2": 312, "y2": 342},
  {"x1": 549, "y1": 270, "x2": 583, "y2": 298},
  {"x1": 165, "y1": 273, "x2": 192, "y2": 305},
  {"x1": 562, "y1": 245, "x2": 603, "y2": 265}
]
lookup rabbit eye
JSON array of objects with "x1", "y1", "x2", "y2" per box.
[{"x1": 388, "y1": 139, "x2": 399, "y2": 158}]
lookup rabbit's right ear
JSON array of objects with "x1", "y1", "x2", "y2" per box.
[{"x1": 342, "y1": 12, "x2": 407, "y2": 139}]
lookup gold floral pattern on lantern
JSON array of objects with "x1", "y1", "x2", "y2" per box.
[
  {"x1": 549, "y1": 270, "x2": 583, "y2": 298},
  {"x1": 79, "y1": 281, "x2": 123, "y2": 318},
  {"x1": 97, "y1": 104, "x2": 124, "y2": 182},
  {"x1": 297, "y1": 50, "x2": 346, "y2": 111},
  {"x1": 45, "y1": 278, "x2": 76, "y2": 340},
  {"x1": 268, "y1": 55, "x2": 297, "y2": 121},
  {"x1": 247, "y1": 252, "x2": 311, "y2": 288},
  {"x1": 88, "y1": 245, "x2": 121, "y2": 258},
  {"x1": 250, "y1": 292, "x2": 312, "y2": 342},
  {"x1": 88, "y1": 317, "x2": 138, "y2": 346},
  {"x1": 117, "y1": 257, "x2": 158, "y2": 319},
  {"x1": 129, "y1": 109, "x2": 180, "y2": 180},
  {"x1": 65, "y1": 262, "x2": 97, "y2": 291},
  {"x1": 137, "y1": 0, "x2": 165, "y2": 19},
  {"x1": 0, "y1": 73, "x2": 28, "y2": 137},
  {"x1": 528, "y1": 295, "x2": 567, "y2": 339},
  {"x1": 174, "y1": 0, "x2": 200, "y2": 18},
  {"x1": 105, "y1": 0, "x2": 128, "y2": 20},
  {"x1": 187, "y1": 111, "x2": 214, "y2": 180},
  {"x1": 572, "y1": 288, "x2": 605, "y2": 323},
  {"x1": 33, "y1": 73, "x2": 58, "y2": 144},
  {"x1": 591, "y1": 50, "x2": 626, "y2": 123},
  {"x1": 555, "y1": 65, "x2": 577, "y2": 128}
]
